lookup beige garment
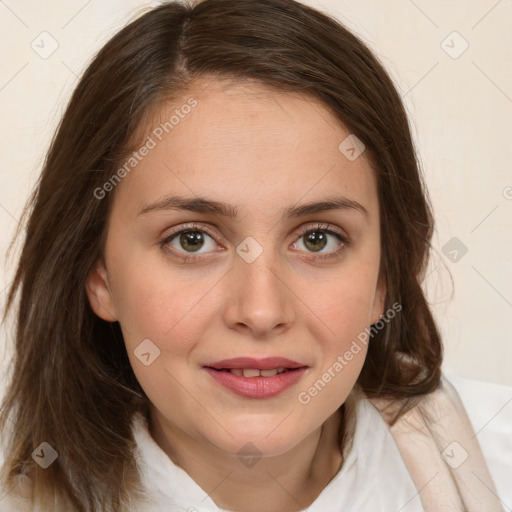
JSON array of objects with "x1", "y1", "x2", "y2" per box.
[{"x1": 370, "y1": 375, "x2": 505, "y2": 512}]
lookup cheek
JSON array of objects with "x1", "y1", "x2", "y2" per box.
[
  {"x1": 108, "y1": 256, "x2": 218, "y2": 354},
  {"x1": 295, "y1": 265, "x2": 377, "y2": 407},
  {"x1": 303, "y1": 263, "x2": 379, "y2": 338},
  {"x1": 298, "y1": 331, "x2": 368, "y2": 414}
]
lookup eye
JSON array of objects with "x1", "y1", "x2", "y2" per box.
[
  {"x1": 161, "y1": 223, "x2": 221, "y2": 261},
  {"x1": 291, "y1": 223, "x2": 349, "y2": 261}
]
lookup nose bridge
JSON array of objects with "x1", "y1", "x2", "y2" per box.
[{"x1": 224, "y1": 235, "x2": 294, "y2": 335}]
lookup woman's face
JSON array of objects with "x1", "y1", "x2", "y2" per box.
[{"x1": 86, "y1": 77, "x2": 385, "y2": 457}]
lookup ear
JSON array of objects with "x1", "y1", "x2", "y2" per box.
[
  {"x1": 85, "y1": 259, "x2": 118, "y2": 322},
  {"x1": 370, "y1": 272, "x2": 387, "y2": 325}
]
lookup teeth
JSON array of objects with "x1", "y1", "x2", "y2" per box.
[
  {"x1": 225, "y1": 367, "x2": 289, "y2": 377},
  {"x1": 242, "y1": 368, "x2": 260, "y2": 378}
]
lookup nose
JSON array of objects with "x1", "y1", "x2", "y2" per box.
[{"x1": 223, "y1": 248, "x2": 295, "y2": 339}]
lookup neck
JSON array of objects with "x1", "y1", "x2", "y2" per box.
[{"x1": 149, "y1": 408, "x2": 344, "y2": 512}]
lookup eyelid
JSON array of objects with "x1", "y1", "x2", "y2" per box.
[
  {"x1": 294, "y1": 222, "x2": 348, "y2": 241},
  {"x1": 162, "y1": 222, "x2": 226, "y2": 246}
]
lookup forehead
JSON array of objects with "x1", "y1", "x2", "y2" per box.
[{"x1": 111, "y1": 77, "x2": 379, "y2": 219}]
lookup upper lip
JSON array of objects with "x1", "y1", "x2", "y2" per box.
[{"x1": 205, "y1": 357, "x2": 307, "y2": 370}]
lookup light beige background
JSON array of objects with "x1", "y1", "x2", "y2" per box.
[{"x1": 1, "y1": 0, "x2": 511, "y2": 387}]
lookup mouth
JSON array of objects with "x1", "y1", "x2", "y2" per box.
[
  {"x1": 208, "y1": 367, "x2": 295, "y2": 377},
  {"x1": 203, "y1": 357, "x2": 308, "y2": 398},
  {"x1": 206, "y1": 356, "x2": 305, "y2": 369}
]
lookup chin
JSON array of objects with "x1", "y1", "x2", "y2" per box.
[{"x1": 203, "y1": 419, "x2": 309, "y2": 459}]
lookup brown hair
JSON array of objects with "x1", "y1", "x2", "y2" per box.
[{"x1": 0, "y1": 0, "x2": 442, "y2": 510}]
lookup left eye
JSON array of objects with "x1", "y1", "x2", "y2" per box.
[{"x1": 292, "y1": 228, "x2": 345, "y2": 253}]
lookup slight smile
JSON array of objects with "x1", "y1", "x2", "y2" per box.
[{"x1": 203, "y1": 357, "x2": 309, "y2": 399}]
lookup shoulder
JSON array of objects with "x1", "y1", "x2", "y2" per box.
[
  {"x1": 447, "y1": 373, "x2": 512, "y2": 506},
  {"x1": 369, "y1": 373, "x2": 512, "y2": 510}
]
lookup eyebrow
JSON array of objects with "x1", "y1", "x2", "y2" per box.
[{"x1": 137, "y1": 195, "x2": 368, "y2": 219}]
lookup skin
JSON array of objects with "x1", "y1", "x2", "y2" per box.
[{"x1": 86, "y1": 77, "x2": 386, "y2": 512}]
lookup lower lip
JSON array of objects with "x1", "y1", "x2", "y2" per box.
[{"x1": 203, "y1": 367, "x2": 307, "y2": 399}]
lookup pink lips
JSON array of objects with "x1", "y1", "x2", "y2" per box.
[
  {"x1": 206, "y1": 356, "x2": 305, "y2": 370},
  {"x1": 203, "y1": 357, "x2": 308, "y2": 399}
]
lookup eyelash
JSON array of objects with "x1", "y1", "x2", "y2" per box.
[{"x1": 160, "y1": 222, "x2": 350, "y2": 263}]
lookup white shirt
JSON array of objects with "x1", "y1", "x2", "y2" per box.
[
  {"x1": 1, "y1": 374, "x2": 511, "y2": 511},
  {"x1": 132, "y1": 374, "x2": 512, "y2": 511},
  {"x1": 132, "y1": 394, "x2": 423, "y2": 512}
]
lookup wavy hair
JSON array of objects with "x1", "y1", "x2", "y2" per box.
[{"x1": 0, "y1": 0, "x2": 442, "y2": 510}]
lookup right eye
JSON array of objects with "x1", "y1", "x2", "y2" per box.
[{"x1": 160, "y1": 223, "x2": 225, "y2": 262}]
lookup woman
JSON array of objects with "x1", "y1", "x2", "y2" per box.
[{"x1": 0, "y1": 0, "x2": 507, "y2": 510}]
